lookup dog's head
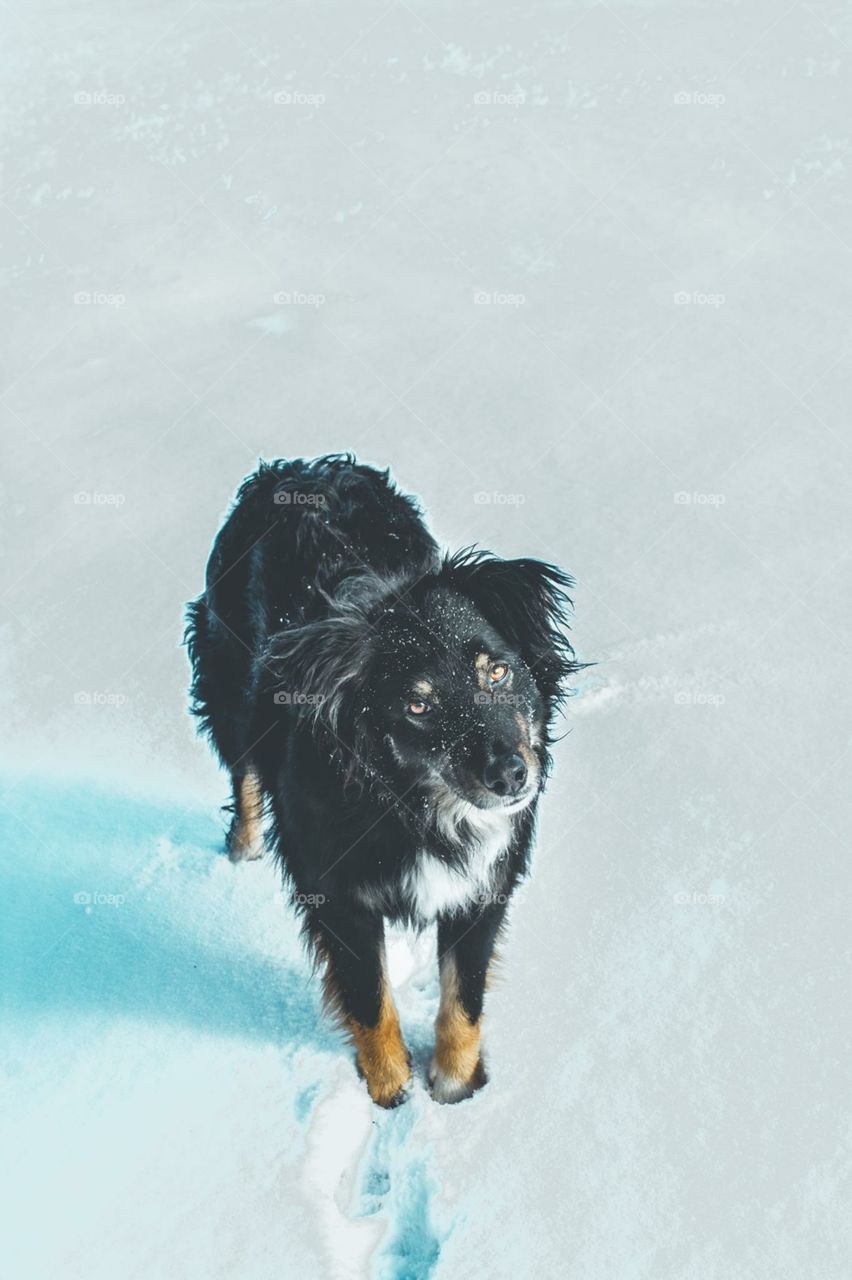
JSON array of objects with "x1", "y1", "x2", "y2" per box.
[{"x1": 265, "y1": 550, "x2": 579, "y2": 813}]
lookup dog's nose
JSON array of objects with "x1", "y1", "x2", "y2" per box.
[{"x1": 483, "y1": 752, "x2": 527, "y2": 797}]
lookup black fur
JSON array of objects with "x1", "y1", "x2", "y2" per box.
[{"x1": 186, "y1": 454, "x2": 580, "y2": 1103}]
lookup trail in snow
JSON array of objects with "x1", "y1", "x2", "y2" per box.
[{"x1": 0, "y1": 772, "x2": 452, "y2": 1279}]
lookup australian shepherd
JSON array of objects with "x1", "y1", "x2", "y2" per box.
[{"x1": 186, "y1": 455, "x2": 579, "y2": 1106}]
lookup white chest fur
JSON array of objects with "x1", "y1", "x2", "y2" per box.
[{"x1": 404, "y1": 801, "x2": 515, "y2": 922}]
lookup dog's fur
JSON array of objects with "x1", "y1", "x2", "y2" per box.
[{"x1": 186, "y1": 455, "x2": 579, "y2": 1106}]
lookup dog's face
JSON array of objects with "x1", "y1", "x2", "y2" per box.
[
  {"x1": 269, "y1": 551, "x2": 578, "y2": 810},
  {"x1": 369, "y1": 590, "x2": 544, "y2": 812}
]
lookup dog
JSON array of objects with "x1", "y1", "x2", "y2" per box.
[{"x1": 186, "y1": 455, "x2": 580, "y2": 1106}]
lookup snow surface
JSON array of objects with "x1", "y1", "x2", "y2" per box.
[{"x1": 2, "y1": 0, "x2": 852, "y2": 1276}]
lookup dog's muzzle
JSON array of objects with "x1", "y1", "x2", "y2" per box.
[{"x1": 482, "y1": 751, "x2": 527, "y2": 797}]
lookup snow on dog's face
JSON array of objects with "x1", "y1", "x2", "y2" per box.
[
  {"x1": 367, "y1": 590, "x2": 544, "y2": 811},
  {"x1": 268, "y1": 551, "x2": 579, "y2": 808}
]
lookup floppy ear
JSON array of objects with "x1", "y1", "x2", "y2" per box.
[
  {"x1": 260, "y1": 607, "x2": 374, "y2": 747},
  {"x1": 442, "y1": 548, "x2": 581, "y2": 707}
]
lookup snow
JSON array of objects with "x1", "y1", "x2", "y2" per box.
[
  {"x1": 0, "y1": 775, "x2": 449, "y2": 1277},
  {"x1": 3, "y1": 0, "x2": 852, "y2": 1276}
]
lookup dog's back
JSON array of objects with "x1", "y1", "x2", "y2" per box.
[{"x1": 186, "y1": 455, "x2": 438, "y2": 776}]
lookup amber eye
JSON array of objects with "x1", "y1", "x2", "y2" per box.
[
  {"x1": 407, "y1": 698, "x2": 431, "y2": 716},
  {"x1": 489, "y1": 662, "x2": 510, "y2": 684}
]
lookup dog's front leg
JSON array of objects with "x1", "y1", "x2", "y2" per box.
[
  {"x1": 431, "y1": 901, "x2": 507, "y2": 1103},
  {"x1": 306, "y1": 904, "x2": 411, "y2": 1108}
]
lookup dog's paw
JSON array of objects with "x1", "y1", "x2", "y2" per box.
[
  {"x1": 227, "y1": 838, "x2": 265, "y2": 863},
  {"x1": 356, "y1": 1049, "x2": 412, "y2": 1110},
  {"x1": 372, "y1": 1080, "x2": 411, "y2": 1109},
  {"x1": 226, "y1": 820, "x2": 264, "y2": 862},
  {"x1": 362, "y1": 1068, "x2": 413, "y2": 1110},
  {"x1": 428, "y1": 1055, "x2": 487, "y2": 1105}
]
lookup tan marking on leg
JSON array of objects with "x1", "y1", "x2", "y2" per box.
[
  {"x1": 320, "y1": 948, "x2": 411, "y2": 1108},
  {"x1": 228, "y1": 769, "x2": 265, "y2": 861},
  {"x1": 430, "y1": 954, "x2": 485, "y2": 1103},
  {"x1": 349, "y1": 985, "x2": 411, "y2": 1108}
]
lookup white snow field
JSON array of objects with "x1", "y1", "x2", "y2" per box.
[{"x1": 2, "y1": 0, "x2": 852, "y2": 1276}]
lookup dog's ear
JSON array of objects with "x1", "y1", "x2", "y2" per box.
[
  {"x1": 260, "y1": 606, "x2": 374, "y2": 747},
  {"x1": 442, "y1": 548, "x2": 580, "y2": 706}
]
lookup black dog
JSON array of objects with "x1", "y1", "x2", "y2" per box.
[{"x1": 186, "y1": 456, "x2": 579, "y2": 1106}]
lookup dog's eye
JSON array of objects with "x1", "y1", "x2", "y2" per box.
[
  {"x1": 489, "y1": 663, "x2": 510, "y2": 684},
  {"x1": 407, "y1": 699, "x2": 432, "y2": 716}
]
